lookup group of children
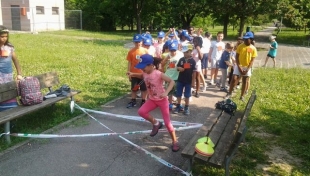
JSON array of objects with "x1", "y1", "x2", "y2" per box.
[{"x1": 126, "y1": 28, "x2": 277, "y2": 152}]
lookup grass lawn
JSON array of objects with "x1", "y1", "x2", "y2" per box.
[
  {"x1": 273, "y1": 27, "x2": 310, "y2": 46},
  {"x1": 1, "y1": 29, "x2": 309, "y2": 175}
]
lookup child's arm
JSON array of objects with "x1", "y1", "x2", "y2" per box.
[
  {"x1": 11, "y1": 52, "x2": 23, "y2": 80},
  {"x1": 127, "y1": 72, "x2": 143, "y2": 79},
  {"x1": 160, "y1": 73, "x2": 175, "y2": 98}
]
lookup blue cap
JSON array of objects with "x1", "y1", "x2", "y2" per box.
[
  {"x1": 142, "y1": 33, "x2": 152, "y2": 40},
  {"x1": 143, "y1": 38, "x2": 152, "y2": 46},
  {"x1": 157, "y1": 31, "x2": 165, "y2": 38},
  {"x1": 169, "y1": 31, "x2": 178, "y2": 37},
  {"x1": 163, "y1": 40, "x2": 172, "y2": 48},
  {"x1": 168, "y1": 40, "x2": 178, "y2": 51},
  {"x1": 135, "y1": 54, "x2": 154, "y2": 69},
  {"x1": 133, "y1": 34, "x2": 143, "y2": 42},
  {"x1": 243, "y1": 32, "x2": 254, "y2": 39}
]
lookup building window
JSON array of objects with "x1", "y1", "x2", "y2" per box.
[
  {"x1": 52, "y1": 7, "x2": 59, "y2": 15},
  {"x1": 36, "y1": 6, "x2": 44, "y2": 14}
]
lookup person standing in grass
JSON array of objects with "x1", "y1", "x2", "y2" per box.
[
  {"x1": 262, "y1": 35, "x2": 278, "y2": 68},
  {"x1": 174, "y1": 44, "x2": 196, "y2": 115},
  {"x1": 127, "y1": 54, "x2": 180, "y2": 152},
  {"x1": 208, "y1": 31, "x2": 225, "y2": 86},
  {"x1": 225, "y1": 32, "x2": 257, "y2": 101},
  {"x1": 219, "y1": 42, "x2": 234, "y2": 92},
  {"x1": 0, "y1": 25, "x2": 23, "y2": 111},
  {"x1": 126, "y1": 34, "x2": 148, "y2": 108}
]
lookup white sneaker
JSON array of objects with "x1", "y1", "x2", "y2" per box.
[{"x1": 189, "y1": 97, "x2": 193, "y2": 102}]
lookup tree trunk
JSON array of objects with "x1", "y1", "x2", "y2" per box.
[
  {"x1": 238, "y1": 16, "x2": 246, "y2": 37},
  {"x1": 223, "y1": 14, "x2": 229, "y2": 37}
]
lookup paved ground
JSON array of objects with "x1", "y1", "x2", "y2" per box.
[{"x1": 1, "y1": 27, "x2": 310, "y2": 176}]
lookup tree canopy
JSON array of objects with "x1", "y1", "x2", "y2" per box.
[{"x1": 65, "y1": 0, "x2": 310, "y2": 34}]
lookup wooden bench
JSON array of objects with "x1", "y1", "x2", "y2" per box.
[
  {"x1": 0, "y1": 72, "x2": 80, "y2": 144},
  {"x1": 181, "y1": 90, "x2": 257, "y2": 175}
]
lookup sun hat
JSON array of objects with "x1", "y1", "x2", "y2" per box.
[
  {"x1": 181, "y1": 44, "x2": 193, "y2": 52},
  {"x1": 243, "y1": 32, "x2": 254, "y2": 39},
  {"x1": 269, "y1": 35, "x2": 276, "y2": 40},
  {"x1": 157, "y1": 31, "x2": 165, "y2": 38},
  {"x1": 168, "y1": 40, "x2": 179, "y2": 51},
  {"x1": 143, "y1": 38, "x2": 152, "y2": 46},
  {"x1": 133, "y1": 34, "x2": 143, "y2": 42},
  {"x1": 135, "y1": 54, "x2": 154, "y2": 69}
]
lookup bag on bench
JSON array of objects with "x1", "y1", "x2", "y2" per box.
[
  {"x1": 19, "y1": 77, "x2": 43, "y2": 106},
  {"x1": 215, "y1": 99, "x2": 237, "y2": 115}
]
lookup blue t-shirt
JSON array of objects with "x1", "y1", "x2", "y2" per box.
[
  {"x1": 268, "y1": 41, "x2": 278, "y2": 57},
  {"x1": 219, "y1": 50, "x2": 231, "y2": 69}
]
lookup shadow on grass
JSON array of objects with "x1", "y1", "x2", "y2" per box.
[{"x1": 82, "y1": 39, "x2": 129, "y2": 47}]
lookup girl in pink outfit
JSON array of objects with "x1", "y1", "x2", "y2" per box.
[{"x1": 127, "y1": 54, "x2": 180, "y2": 152}]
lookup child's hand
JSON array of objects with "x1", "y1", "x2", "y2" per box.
[
  {"x1": 16, "y1": 75, "x2": 24, "y2": 81},
  {"x1": 178, "y1": 67, "x2": 185, "y2": 72}
]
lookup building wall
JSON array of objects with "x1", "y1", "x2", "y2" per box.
[{"x1": 1, "y1": 0, "x2": 64, "y2": 32}]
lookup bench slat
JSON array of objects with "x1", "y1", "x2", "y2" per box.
[
  {"x1": 181, "y1": 109, "x2": 222, "y2": 158},
  {"x1": 0, "y1": 91, "x2": 80, "y2": 124}
]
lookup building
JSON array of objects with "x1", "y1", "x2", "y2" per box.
[{"x1": 0, "y1": 0, "x2": 65, "y2": 32}]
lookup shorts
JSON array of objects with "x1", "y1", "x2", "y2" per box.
[
  {"x1": 194, "y1": 60, "x2": 202, "y2": 72},
  {"x1": 210, "y1": 59, "x2": 220, "y2": 69},
  {"x1": 176, "y1": 81, "x2": 191, "y2": 98},
  {"x1": 201, "y1": 53, "x2": 208, "y2": 69},
  {"x1": 165, "y1": 81, "x2": 177, "y2": 96},
  {"x1": 131, "y1": 77, "x2": 146, "y2": 91},
  {"x1": 267, "y1": 54, "x2": 276, "y2": 59},
  {"x1": 233, "y1": 65, "x2": 252, "y2": 77}
]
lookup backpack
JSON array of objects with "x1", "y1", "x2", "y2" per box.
[
  {"x1": 19, "y1": 77, "x2": 43, "y2": 106},
  {"x1": 215, "y1": 99, "x2": 237, "y2": 115}
]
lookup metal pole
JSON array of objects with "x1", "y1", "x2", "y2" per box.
[{"x1": 5, "y1": 122, "x2": 11, "y2": 144}]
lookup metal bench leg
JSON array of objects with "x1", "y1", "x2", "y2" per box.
[
  {"x1": 4, "y1": 122, "x2": 11, "y2": 144},
  {"x1": 225, "y1": 157, "x2": 231, "y2": 176}
]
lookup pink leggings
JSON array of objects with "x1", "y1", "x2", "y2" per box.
[{"x1": 138, "y1": 97, "x2": 174, "y2": 132}]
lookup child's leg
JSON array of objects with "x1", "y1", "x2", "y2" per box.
[
  {"x1": 220, "y1": 68, "x2": 227, "y2": 88},
  {"x1": 137, "y1": 99, "x2": 158, "y2": 125},
  {"x1": 272, "y1": 58, "x2": 276, "y2": 67},
  {"x1": 241, "y1": 76, "x2": 250, "y2": 97},
  {"x1": 263, "y1": 56, "x2": 269, "y2": 66},
  {"x1": 195, "y1": 72, "x2": 200, "y2": 93},
  {"x1": 214, "y1": 68, "x2": 219, "y2": 83},
  {"x1": 156, "y1": 98, "x2": 176, "y2": 141}
]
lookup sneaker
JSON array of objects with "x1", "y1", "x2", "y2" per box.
[
  {"x1": 127, "y1": 101, "x2": 136, "y2": 108},
  {"x1": 224, "y1": 93, "x2": 232, "y2": 99},
  {"x1": 189, "y1": 97, "x2": 193, "y2": 102},
  {"x1": 194, "y1": 92, "x2": 200, "y2": 98},
  {"x1": 209, "y1": 81, "x2": 216, "y2": 86},
  {"x1": 169, "y1": 103, "x2": 173, "y2": 110},
  {"x1": 150, "y1": 121, "x2": 163, "y2": 137},
  {"x1": 183, "y1": 107, "x2": 190, "y2": 115},
  {"x1": 173, "y1": 105, "x2": 184, "y2": 114},
  {"x1": 216, "y1": 82, "x2": 220, "y2": 88},
  {"x1": 172, "y1": 142, "x2": 180, "y2": 152},
  {"x1": 137, "y1": 91, "x2": 141, "y2": 98},
  {"x1": 245, "y1": 90, "x2": 248, "y2": 95},
  {"x1": 140, "y1": 101, "x2": 145, "y2": 107},
  {"x1": 220, "y1": 87, "x2": 228, "y2": 92},
  {"x1": 236, "y1": 85, "x2": 240, "y2": 89}
]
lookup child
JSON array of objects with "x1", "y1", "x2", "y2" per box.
[
  {"x1": 191, "y1": 36, "x2": 204, "y2": 97},
  {"x1": 154, "y1": 31, "x2": 165, "y2": 59},
  {"x1": 174, "y1": 44, "x2": 196, "y2": 115},
  {"x1": 201, "y1": 32, "x2": 212, "y2": 79},
  {"x1": 126, "y1": 34, "x2": 148, "y2": 108},
  {"x1": 262, "y1": 35, "x2": 278, "y2": 68},
  {"x1": 142, "y1": 37, "x2": 156, "y2": 56},
  {"x1": 208, "y1": 31, "x2": 225, "y2": 86},
  {"x1": 127, "y1": 54, "x2": 180, "y2": 152},
  {"x1": 225, "y1": 32, "x2": 257, "y2": 101},
  {"x1": 0, "y1": 25, "x2": 23, "y2": 111},
  {"x1": 161, "y1": 40, "x2": 184, "y2": 110},
  {"x1": 219, "y1": 42, "x2": 234, "y2": 92}
]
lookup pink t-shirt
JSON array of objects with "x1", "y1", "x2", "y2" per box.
[{"x1": 143, "y1": 70, "x2": 165, "y2": 101}]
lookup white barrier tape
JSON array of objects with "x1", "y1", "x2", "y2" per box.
[
  {"x1": 80, "y1": 107, "x2": 202, "y2": 127},
  {"x1": 75, "y1": 103, "x2": 191, "y2": 176},
  {"x1": 0, "y1": 132, "x2": 9, "y2": 137},
  {"x1": 10, "y1": 124, "x2": 202, "y2": 139}
]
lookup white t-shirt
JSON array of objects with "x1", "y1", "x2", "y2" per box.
[
  {"x1": 210, "y1": 41, "x2": 225, "y2": 60},
  {"x1": 201, "y1": 38, "x2": 211, "y2": 54}
]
